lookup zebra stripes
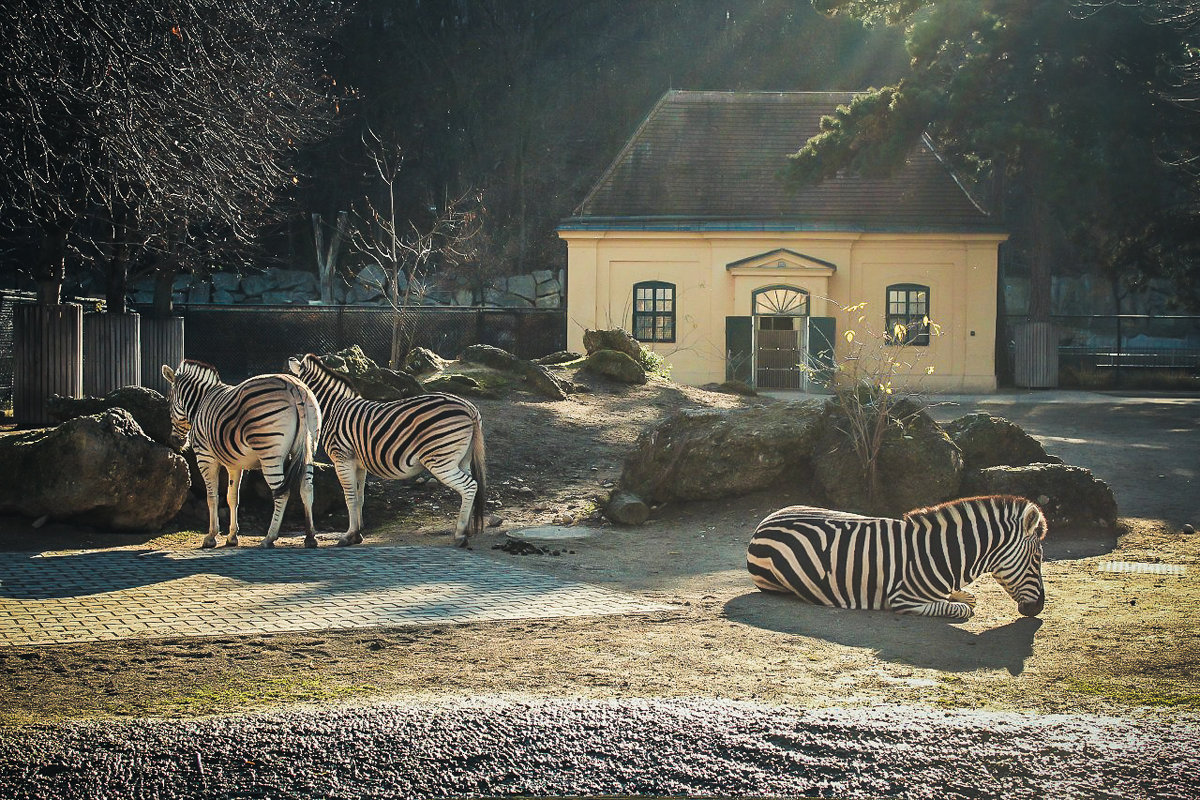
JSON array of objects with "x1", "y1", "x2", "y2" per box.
[
  {"x1": 747, "y1": 495, "x2": 1047, "y2": 620},
  {"x1": 287, "y1": 354, "x2": 487, "y2": 547},
  {"x1": 161, "y1": 360, "x2": 322, "y2": 549}
]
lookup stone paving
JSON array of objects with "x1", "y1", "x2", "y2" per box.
[{"x1": 0, "y1": 546, "x2": 673, "y2": 647}]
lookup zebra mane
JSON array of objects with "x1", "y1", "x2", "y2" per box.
[
  {"x1": 179, "y1": 359, "x2": 223, "y2": 386},
  {"x1": 301, "y1": 354, "x2": 359, "y2": 399},
  {"x1": 904, "y1": 495, "x2": 1047, "y2": 541}
]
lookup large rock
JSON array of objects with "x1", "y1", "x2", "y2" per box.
[
  {"x1": 0, "y1": 409, "x2": 190, "y2": 530},
  {"x1": 314, "y1": 346, "x2": 425, "y2": 400},
  {"x1": 961, "y1": 463, "x2": 1118, "y2": 530},
  {"x1": 812, "y1": 398, "x2": 964, "y2": 516},
  {"x1": 460, "y1": 344, "x2": 569, "y2": 400},
  {"x1": 620, "y1": 401, "x2": 824, "y2": 503},
  {"x1": 423, "y1": 374, "x2": 499, "y2": 399},
  {"x1": 582, "y1": 349, "x2": 647, "y2": 385},
  {"x1": 943, "y1": 412, "x2": 1063, "y2": 470},
  {"x1": 583, "y1": 328, "x2": 642, "y2": 360},
  {"x1": 46, "y1": 385, "x2": 174, "y2": 448},
  {"x1": 404, "y1": 346, "x2": 446, "y2": 376}
]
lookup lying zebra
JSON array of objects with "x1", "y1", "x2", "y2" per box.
[
  {"x1": 747, "y1": 495, "x2": 1046, "y2": 620},
  {"x1": 162, "y1": 360, "x2": 322, "y2": 549},
  {"x1": 287, "y1": 354, "x2": 487, "y2": 547}
]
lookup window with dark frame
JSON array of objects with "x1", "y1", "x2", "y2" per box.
[
  {"x1": 885, "y1": 284, "x2": 931, "y2": 346},
  {"x1": 632, "y1": 281, "x2": 675, "y2": 343}
]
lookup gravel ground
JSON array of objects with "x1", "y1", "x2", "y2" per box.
[{"x1": 2, "y1": 699, "x2": 1196, "y2": 799}]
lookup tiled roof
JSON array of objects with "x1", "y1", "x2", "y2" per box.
[{"x1": 564, "y1": 90, "x2": 995, "y2": 232}]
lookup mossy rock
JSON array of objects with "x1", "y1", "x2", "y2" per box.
[
  {"x1": 315, "y1": 345, "x2": 425, "y2": 400},
  {"x1": 424, "y1": 373, "x2": 500, "y2": 399},
  {"x1": 582, "y1": 349, "x2": 647, "y2": 385}
]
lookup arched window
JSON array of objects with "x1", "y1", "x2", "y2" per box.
[
  {"x1": 632, "y1": 281, "x2": 675, "y2": 343},
  {"x1": 886, "y1": 284, "x2": 931, "y2": 346}
]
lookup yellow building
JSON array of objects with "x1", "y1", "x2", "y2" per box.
[{"x1": 558, "y1": 91, "x2": 1006, "y2": 392}]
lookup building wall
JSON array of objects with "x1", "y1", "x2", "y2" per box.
[{"x1": 561, "y1": 229, "x2": 1005, "y2": 392}]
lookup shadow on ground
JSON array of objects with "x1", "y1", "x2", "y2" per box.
[{"x1": 723, "y1": 591, "x2": 1043, "y2": 675}]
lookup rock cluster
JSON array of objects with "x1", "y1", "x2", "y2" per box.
[
  {"x1": 614, "y1": 404, "x2": 1117, "y2": 531},
  {"x1": 580, "y1": 328, "x2": 648, "y2": 385}
]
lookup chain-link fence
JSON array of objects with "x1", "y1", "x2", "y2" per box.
[
  {"x1": 169, "y1": 304, "x2": 566, "y2": 382},
  {"x1": 0, "y1": 298, "x2": 565, "y2": 402}
]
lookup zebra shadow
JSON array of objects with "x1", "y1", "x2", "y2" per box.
[{"x1": 723, "y1": 591, "x2": 1042, "y2": 676}]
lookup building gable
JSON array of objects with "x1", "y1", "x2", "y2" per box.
[{"x1": 725, "y1": 248, "x2": 836, "y2": 276}]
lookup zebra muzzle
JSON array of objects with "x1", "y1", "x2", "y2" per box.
[{"x1": 1017, "y1": 596, "x2": 1044, "y2": 617}]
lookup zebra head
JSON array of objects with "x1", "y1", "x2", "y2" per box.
[
  {"x1": 991, "y1": 498, "x2": 1048, "y2": 617},
  {"x1": 160, "y1": 360, "x2": 223, "y2": 446}
]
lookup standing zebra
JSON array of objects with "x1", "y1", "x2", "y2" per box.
[
  {"x1": 746, "y1": 495, "x2": 1046, "y2": 620},
  {"x1": 161, "y1": 360, "x2": 322, "y2": 549},
  {"x1": 286, "y1": 353, "x2": 487, "y2": 548}
]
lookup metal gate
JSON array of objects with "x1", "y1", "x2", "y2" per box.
[{"x1": 755, "y1": 318, "x2": 808, "y2": 390}]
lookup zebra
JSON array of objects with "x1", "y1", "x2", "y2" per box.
[
  {"x1": 746, "y1": 495, "x2": 1047, "y2": 620},
  {"x1": 286, "y1": 353, "x2": 487, "y2": 548},
  {"x1": 161, "y1": 360, "x2": 322, "y2": 549}
]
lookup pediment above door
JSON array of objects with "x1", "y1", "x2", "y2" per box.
[{"x1": 725, "y1": 248, "x2": 836, "y2": 276}]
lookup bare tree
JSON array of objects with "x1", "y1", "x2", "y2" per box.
[
  {"x1": 350, "y1": 129, "x2": 480, "y2": 368},
  {"x1": 0, "y1": 0, "x2": 344, "y2": 311}
]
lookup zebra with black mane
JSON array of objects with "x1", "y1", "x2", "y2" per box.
[
  {"x1": 161, "y1": 360, "x2": 322, "y2": 549},
  {"x1": 287, "y1": 353, "x2": 487, "y2": 547},
  {"x1": 747, "y1": 495, "x2": 1046, "y2": 620}
]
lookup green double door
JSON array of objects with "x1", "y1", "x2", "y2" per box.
[{"x1": 726, "y1": 314, "x2": 836, "y2": 390}]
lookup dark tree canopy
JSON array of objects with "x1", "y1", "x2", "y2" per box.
[{"x1": 791, "y1": 0, "x2": 1200, "y2": 314}]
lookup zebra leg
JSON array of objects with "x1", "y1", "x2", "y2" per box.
[
  {"x1": 333, "y1": 456, "x2": 364, "y2": 546},
  {"x1": 259, "y1": 455, "x2": 290, "y2": 549},
  {"x1": 429, "y1": 464, "x2": 477, "y2": 547},
  {"x1": 300, "y1": 461, "x2": 317, "y2": 549},
  {"x1": 198, "y1": 458, "x2": 223, "y2": 549},
  {"x1": 225, "y1": 468, "x2": 244, "y2": 547},
  {"x1": 892, "y1": 594, "x2": 977, "y2": 621}
]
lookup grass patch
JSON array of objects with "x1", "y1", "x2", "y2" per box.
[{"x1": 1064, "y1": 677, "x2": 1200, "y2": 709}]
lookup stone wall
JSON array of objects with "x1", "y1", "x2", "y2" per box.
[{"x1": 121, "y1": 268, "x2": 564, "y2": 309}]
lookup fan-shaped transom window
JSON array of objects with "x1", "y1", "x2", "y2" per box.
[
  {"x1": 753, "y1": 285, "x2": 809, "y2": 317},
  {"x1": 632, "y1": 281, "x2": 675, "y2": 342}
]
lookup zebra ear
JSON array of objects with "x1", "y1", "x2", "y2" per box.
[
  {"x1": 161, "y1": 364, "x2": 176, "y2": 385},
  {"x1": 286, "y1": 357, "x2": 302, "y2": 376}
]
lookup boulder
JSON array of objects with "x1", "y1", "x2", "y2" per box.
[
  {"x1": 943, "y1": 412, "x2": 1062, "y2": 470},
  {"x1": 47, "y1": 385, "x2": 174, "y2": 448},
  {"x1": 315, "y1": 346, "x2": 425, "y2": 400},
  {"x1": 424, "y1": 374, "x2": 499, "y2": 399},
  {"x1": 460, "y1": 344, "x2": 569, "y2": 400},
  {"x1": 812, "y1": 398, "x2": 963, "y2": 516},
  {"x1": 961, "y1": 463, "x2": 1119, "y2": 530},
  {"x1": 583, "y1": 328, "x2": 642, "y2": 360},
  {"x1": 405, "y1": 346, "x2": 447, "y2": 376},
  {"x1": 0, "y1": 409, "x2": 190, "y2": 531},
  {"x1": 534, "y1": 351, "x2": 583, "y2": 366},
  {"x1": 582, "y1": 349, "x2": 647, "y2": 385},
  {"x1": 620, "y1": 401, "x2": 824, "y2": 503},
  {"x1": 606, "y1": 491, "x2": 650, "y2": 526}
]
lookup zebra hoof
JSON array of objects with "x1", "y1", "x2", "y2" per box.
[
  {"x1": 260, "y1": 539, "x2": 275, "y2": 549},
  {"x1": 336, "y1": 537, "x2": 352, "y2": 547},
  {"x1": 225, "y1": 536, "x2": 239, "y2": 548},
  {"x1": 201, "y1": 539, "x2": 217, "y2": 549},
  {"x1": 454, "y1": 537, "x2": 469, "y2": 549}
]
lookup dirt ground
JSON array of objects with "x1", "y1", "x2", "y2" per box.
[{"x1": 1, "y1": 366, "x2": 1198, "y2": 725}]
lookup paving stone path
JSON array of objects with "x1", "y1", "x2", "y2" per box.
[{"x1": 0, "y1": 546, "x2": 672, "y2": 647}]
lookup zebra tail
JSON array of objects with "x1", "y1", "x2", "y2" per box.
[
  {"x1": 469, "y1": 414, "x2": 488, "y2": 536},
  {"x1": 276, "y1": 391, "x2": 314, "y2": 500}
]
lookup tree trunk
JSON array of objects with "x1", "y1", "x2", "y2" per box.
[
  {"x1": 153, "y1": 268, "x2": 178, "y2": 319},
  {"x1": 35, "y1": 224, "x2": 69, "y2": 306}
]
